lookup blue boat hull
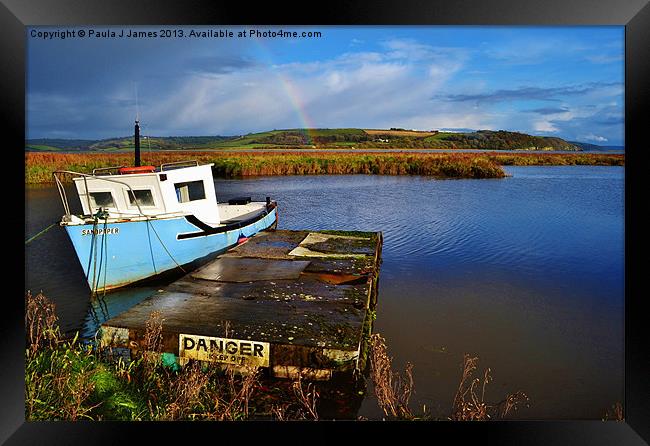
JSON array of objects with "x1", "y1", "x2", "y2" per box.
[{"x1": 65, "y1": 206, "x2": 278, "y2": 292}]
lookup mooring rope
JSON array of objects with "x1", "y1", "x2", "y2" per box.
[
  {"x1": 25, "y1": 222, "x2": 58, "y2": 245},
  {"x1": 89, "y1": 218, "x2": 100, "y2": 295},
  {"x1": 146, "y1": 219, "x2": 187, "y2": 274},
  {"x1": 95, "y1": 219, "x2": 106, "y2": 295},
  {"x1": 94, "y1": 217, "x2": 109, "y2": 299},
  {"x1": 82, "y1": 209, "x2": 111, "y2": 321},
  {"x1": 88, "y1": 209, "x2": 110, "y2": 298}
]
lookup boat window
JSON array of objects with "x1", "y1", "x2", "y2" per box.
[
  {"x1": 174, "y1": 180, "x2": 206, "y2": 203},
  {"x1": 89, "y1": 191, "x2": 115, "y2": 209},
  {"x1": 127, "y1": 189, "x2": 156, "y2": 207}
]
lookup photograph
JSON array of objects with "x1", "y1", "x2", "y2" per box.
[
  {"x1": 4, "y1": 0, "x2": 644, "y2": 439},
  {"x1": 23, "y1": 24, "x2": 627, "y2": 423}
]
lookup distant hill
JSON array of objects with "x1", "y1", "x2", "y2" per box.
[
  {"x1": 423, "y1": 130, "x2": 579, "y2": 151},
  {"x1": 25, "y1": 139, "x2": 100, "y2": 151},
  {"x1": 568, "y1": 141, "x2": 624, "y2": 152},
  {"x1": 26, "y1": 128, "x2": 585, "y2": 152},
  {"x1": 25, "y1": 135, "x2": 233, "y2": 152}
]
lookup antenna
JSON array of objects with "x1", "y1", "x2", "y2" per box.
[
  {"x1": 134, "y1": 83, "x2": 141, "y2": 167},
  {"x1": 134, "y1": 83, "x2": 140, "y2": 122},
  {"x1": 134, "y1": 119, "x2": 141, "y2": 167}
]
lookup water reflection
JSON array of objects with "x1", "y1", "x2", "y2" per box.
[{"x1": 25, "y1": 166, "x2": 624, "y2": 419}]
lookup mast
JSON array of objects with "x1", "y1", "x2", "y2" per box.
[{"x1": 134, "y1": 119, "x2": 141, "y2": 167}]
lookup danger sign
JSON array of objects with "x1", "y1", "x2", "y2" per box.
[{"x1": 179, "y1": 333, "x2": 270, "y2": 367}]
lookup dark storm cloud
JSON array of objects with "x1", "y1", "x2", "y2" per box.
[
  {"x1": 435, "y1": 82, "x2": 621, "y2": 104},
  {"x1": 527, "y1": 107, "x2": 570, "y2": 115},
  {"x1": 186, "y1": 55, "x2": 259, "y2": 75},
  {"x1": 582, "y1": 105, "x2": 624, "y2": 129},
  {"x1": 593, "y1": 116, "x2": 624, "y2": 126}
]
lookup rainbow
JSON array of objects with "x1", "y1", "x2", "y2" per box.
[{"x1": 252, "y1": 37, "x2": 319, "y2": 144}]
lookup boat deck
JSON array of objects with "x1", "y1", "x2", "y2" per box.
[{"x1": 100, "y1": 229, "x2": 383, "y2": 380}]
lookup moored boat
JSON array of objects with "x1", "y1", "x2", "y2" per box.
[{"x1": 53, "y1": 120, "x2": 278, "y2": 293}]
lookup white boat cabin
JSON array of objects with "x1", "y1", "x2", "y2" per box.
[{"x1": 73, "y1": 162, "x2": 221, "y2": 225}]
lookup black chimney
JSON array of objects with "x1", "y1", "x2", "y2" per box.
[{"x1": 134, "y1": 119, "x2": 141, "y2": 167}]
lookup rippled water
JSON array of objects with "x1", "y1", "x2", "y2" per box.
[{"x1": 25, "y1": 166, "x2": 624, "y2": 419}]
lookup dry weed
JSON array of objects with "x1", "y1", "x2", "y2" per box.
[
  {"x1": 142, "y1": 311, "x2": 164, "y2": 376},
  {"x1": 211, "y1": 365, "x2": 261, "y2": 420},
  {"x1": 25, "y1": 291, "x2": 59, "y2": 353},
  {"x1": 369, "y1": 333, "x2": 414, "y2": 419},
  {"x1": 270, "y1": 373, "x2": 321, "y2": 421},
  {"x1": 603, "y1": 402, "x2": 624, "y2": 421},
  {"x1": 450, "y1": 354, "x2": 529, "y2": 420},
  {"x1": 291, "y1": 374, "x2": 320, "y2": 420},
  {"x1": 163, "y1": 360, "x2": 210, "y2": 420}
]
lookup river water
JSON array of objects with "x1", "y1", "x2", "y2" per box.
[{"x1": 25, "y1": 166, "x2": 624, "y2": 420}]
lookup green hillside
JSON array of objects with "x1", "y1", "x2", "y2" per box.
[
  {"x1": 26, "y1": 128, "x2": 583, "y2": 152},
  {"x1": 423, "y1": 130, "x2": 580, "y2": 151}
]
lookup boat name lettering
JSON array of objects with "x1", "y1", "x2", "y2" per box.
[
  {"x1": 179, "y1": 334, "x2": 270, "y2": 367},
  {"x1": 81, "y1": 228, "x2": 120, "y2": 236}
]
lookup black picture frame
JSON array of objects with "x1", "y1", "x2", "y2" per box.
[{"x1": 9, "y1": 0, "x2": 649, "y2": 444}]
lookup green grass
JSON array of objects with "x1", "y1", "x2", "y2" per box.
[
  {"x1": 27, "y1": 128, "x2": 592, "y2": 151},
  {"x1": 26, "y1": 145, "x2": 64, "y2": 151},
  {"x1": 423, "y1": 132, "x2": 456, "y2": 141}
]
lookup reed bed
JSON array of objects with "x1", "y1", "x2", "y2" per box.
[
  {"x1": 484, "y1": 152, "x2": 624, "y2": 167},
  {"x1": 26, "y1": 151, "x2": 507, "y2": 183},
  {"x1": 25, "y1": 151, "x2": 624, "y2": 184}
]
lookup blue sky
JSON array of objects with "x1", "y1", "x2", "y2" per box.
[{"x1": 27, "y1": 26, "x2": 624, "y2": 145}]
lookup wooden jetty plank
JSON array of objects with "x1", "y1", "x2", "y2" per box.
[
  {"x1": 220, "y1": 230, "x2": 309, "y2": 260},
  {"x1": 191, "y1": 257, "x2": 311, "y2": 282},
  {"x1": 290, "y1": 232, "x2": 377, "y2": 256},
  {"x1": 164, "y1": 277, "x2": 370, "y2": 307},
  {"x1": 103, "y1": 291, "x2": 367, "y2": 348},
  {"x1": 101, "y1": 229, "x2": 382, "y2": 379}
]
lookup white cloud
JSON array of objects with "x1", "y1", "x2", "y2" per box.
[
  {"x1": 533, "y1": 120, "x2": 559, "y2": 133},
  {"x1": 27, "y1": 34, "x2": 623, "y2": 144},
  {"x1": 581, "y1": 133, "x2": 608, "y2": 142},
  {"x1": 124, "y1": 39, "x2": 476, "y2": 135}
]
